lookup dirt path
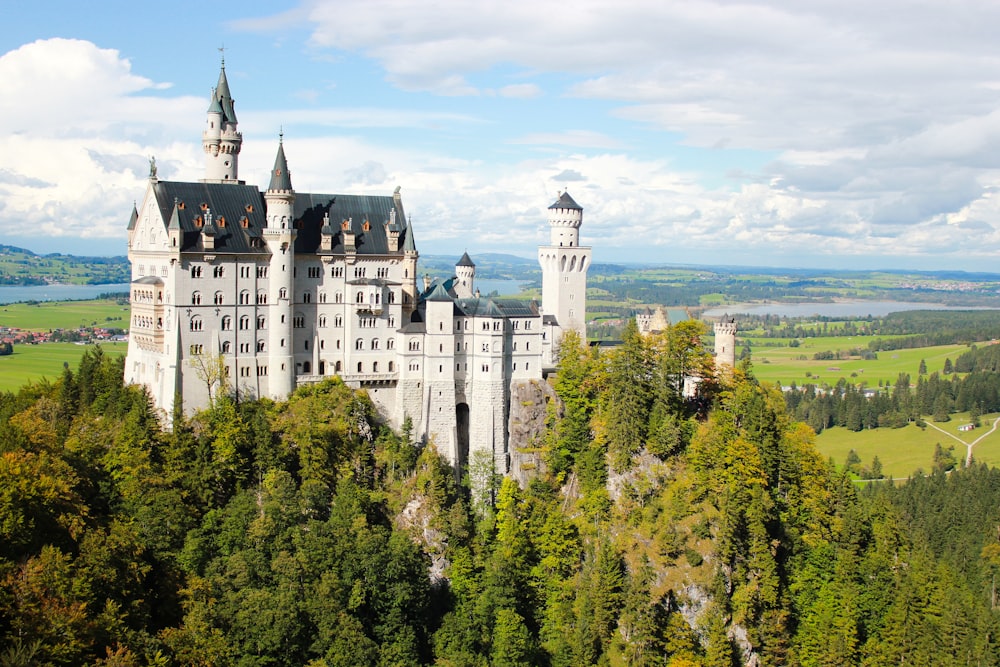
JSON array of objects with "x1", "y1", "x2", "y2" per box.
[{"x1": 923, "y1": 416, "x2": 1000, "y2": 467}]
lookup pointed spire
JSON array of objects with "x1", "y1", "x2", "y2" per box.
[
  {"x1": 167, "y1": 199, "x2": 181, "y2": 230},
  {"x1": 214, "y1": 62, "x2": 237, "y2": 123},
  {"x1": 267, "y1": 133, "x2": 293, "y2": 192},
  {"x1": 549, "y1": 190, "x2": 582, "y2": 210},
  {"x1": 127, "y1": 202, "x2": 139, "y2": 231},
  {"x1": 457, "y1": 251, "x2": 475, "y2": 267},
  {"x1": 402, "y1": 215, "x2": 417, "y2": 252}
]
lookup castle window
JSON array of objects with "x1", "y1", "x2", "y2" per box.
[
  {"x1": 373, "y1": 361, "x2": 379, "y2": 372},
  {"x1": 190, "y1": 317, "x2": 203, "y2": 332},
  {"x1": 221, "y1": 316, "x2": 232, "y2": 330},
  {"x1": 387, "y1": 338, "x2": 394, "y2": 350},
  {"x1": 356, "y1": 291, "x2": 364, "y2": 303},
  {"x1": 513, "y1": 363, "x2": 517, "y2": 370},
  {"x1": 189, "y1": 344, "x2": 204, "y2": 355},
  {"x1": 319, "y1": 315, "x2": 327, "y2": 328},
  {"x1": 304, "y1": 340, "x2": 309, "y2": 351},
  {"x1": 439, "y1": 343, "x2": 443, "y2": 352},
  {"x1": 320, "y1": 340, "x2": 325, "y2": 350},
  {"x1": 214, "y1": 291, "x2": 224, "y2": 305},
  {"x1": 389, "y1": 316, "x2": 396, "y2": 328},
  {"x1": 222, "y1": 341, "x2": 231, "y2": 353},
  {"x1": 388, "y1": 361, "x2": 394, "y2": 372},
  {"x1": 409, "y1": 340, "x2": 420, "y2": 351},
  {"x1": 482, "y1": 343, "x2": 489, "y2": 352},
  {"x1": 335, "y1": 292, "x2": 343, "y2": 303},
  {"x1": 319, "y1": 292, "x2": 327, "y2": 303},
  {"x1": 138, "y1": 264, "x2": 145, "y2": 276},
  {"x1": 482, "y1": 364, "x2": 489, "y2": 373},
  {"x1": 257, "y1": 365, "x2": 268, "y2": 376},
  {"x1": 303, "y1": 292, "x2": 312, "y2": 304},
  {"x1": 257, "y1": 340, "x2": 265, "y2": 352},
  {"x1": 526, "y1": 342, "x2": 530, "y2": 351},
  {"x1": 308, "y1": 266, "x2": 321, "y2": 278},
  {"x1": 279, "y1": 287, "x2": 287, "y2": 300},
  {"x1": 335, "y1": 315, "x2": 343, "y2": 327},
  {"x1": 372, "y1": 339, "x2": 380, "y2": 350},
  {"x1": 388, "y1": 291, "x2": 395, "y2": 304},
  {"x1": 241, "y1": 343, "x2": 250, "y2": 353},
  {"x1": 335, "y1": 360, "x2": 342, "y2": 372},
  {"x1": 239, "y1": 316, "x2": 250, "y2": 330},
  {"x1": 257, "y1": 266, "x2": 268, "y2": 278},
  {"x1": 293, "y1": 316, "x2": 305, "y2": 328},
  {"x1": 525, "y1": 363, "x2": 529, "y2": 371},
  {"x1": 257, "y1": 291, "x2": 267, "y2": 305},
  {"x1": 356, "y1": 338, "x2": 364, "y2": 350},
  {"x1": 256, "y1": 316, "x2": 265, "y2": 329},
  {"x1": 213, "y1": 266, "x2": 224, "y2": 278},
  {"x1": 513, "y1": 342, "x2": 517, "y2": 351},
  {"x1": 525, "y1": 320, "x2": 531, "y2": 330},
  {"x1": 191, "y1": 266, "x2": 202, "y2": 278},
  {"x1": 240, "y1": 290, "x2": 250, "y2": 305},
  {"x1": 191, "y1": 291, "x2": 202, "y2": 305}
]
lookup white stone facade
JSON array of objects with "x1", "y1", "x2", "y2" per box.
[{"x1": 125, "y1": 63, "x2": 589, "y2": 472}]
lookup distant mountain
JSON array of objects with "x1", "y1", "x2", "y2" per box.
[{"x1": 0, "y1": 244, "x2": 130, "y2": 285}]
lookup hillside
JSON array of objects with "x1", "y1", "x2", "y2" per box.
[
  {"x1": 4, "y1": 326, "x2": 1000, "y2": 665},
  {"x1": 0, "y1": 244, "x2": 129, "y2": 285}
]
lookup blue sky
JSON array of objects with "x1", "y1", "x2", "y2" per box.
[{"x1": 4, "y1": 0, "x2": 1000, "y2": 271}]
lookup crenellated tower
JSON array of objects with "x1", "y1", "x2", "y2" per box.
[
  {"x1": 454, "y1": 252, "x2": 476, "y2": 298},
  {"x1": 538, "y1": 191, "x2": 591, "y2": 343},
  {"x1": 714, "y1": 315, "x2": 737, "y2": 373},
  {"x1": 264, "y1": 136, "x2": 296, "y2": 398},
  {"x1": 202, "y1": 60, "x2": 243, "y2": 183}
]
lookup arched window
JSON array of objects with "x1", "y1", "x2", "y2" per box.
[
  {"x1": 319, "y1": 315, "x2": 327, "y2": 328},
  {"x1": 319, "y1": 292, "x2": 327, "y2": 303},
  {"x1": 355, "y1": 338, "x2": 364, "y2": 350},
  {"x1": 240, "y1": 315, "x2": 250, "y2": 330},
  {"x1": 257, "y1": 291, "x2": 267, "y2": 305},
  {"x1": 303, "y1": 292, "x2": 312, "y2": 304},
  {"x1": 190, "y1": 317, "x2": 203, "y2": 331},
  {"x1": 372, "y1": 338, "x2": 380, "y2": 350},
  {"x1": 222, "y1": 341, "x2": 231, "y2": 353},
  {"x1": 256, "y1": 316, "x2": 265, "y2": 329},
  {"x1": 388, "y1": 361, "x2": 394, "y2": 372},
  {"x1": 214, "y1": 291, "x2": 224, "y2": 305},
  {"x1": 221, "y1": 315, "x2": 232, "y2": 330},
  {"x1": 279, "y1": 287, "x2": 288, "y2": 300},
  {"x1": 356, "y1": 291, "x2": 364, "y2": 303},
  {"x1": 335, "y1": 315, "x2": 343, "y2": 327},
  {"x1": 257, "y1": 340, "x2": 265, "y2": 352},
  {"x1": 357, "y1": 361, "x2": 363, "y2": 373},
  {"x1": 303, "y1": 361, "x2": 311, "y2": 373},
  {"x1": 373, "y1": 361, "x2": 379, "y2": 372},
  {"x1": 191, "y1": 291, "x2": 202, "y2": 305},
  {"x1": 239, "y1": 290, "x2": 250, "y2": 305},
  {"x1": 213, "y1": 266, "x2": 224, "y2": 278},
  {"x1": 335, "y1": 360, "x2": 342, "y2": 372}
]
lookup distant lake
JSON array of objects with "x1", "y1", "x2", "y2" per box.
[
  {"x1": 703, "y1": 301, "x2": 998, "y2": 318},
  {"x1": 0, "y1": 283, "x2": 131, "y2": 305},
  {"x1": 476, "y1": 279, "x2": 529, "y2": 296}
]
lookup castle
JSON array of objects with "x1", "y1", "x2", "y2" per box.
[{"x1": 124, "y1": 62, "x2": 591, "y2": 472}]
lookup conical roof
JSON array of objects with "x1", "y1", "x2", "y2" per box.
[
  {"x1": 214, "y1": 65, "x2": 237, "y2": 123},
  {"x1": 267, "y1": 138, "x2": 293, "y2": 192},
  {"x1": 127, "y1": 203, "x2": 138, "y2": 231},
  {"x1": 549, "y1": 191, "x2": 582, "y2": 210},
  {"x1": 457, "y1": 251, "x2": 475, "y2": 267}
]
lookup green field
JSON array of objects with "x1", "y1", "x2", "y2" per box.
[
  {"x1": 745, "y1": 334, "x2": 970, "y2": 388},
  {"x1": 0, "y1": 341, "x2": 128, "y2": 392},
  {"x1": 816, "y1": 412, "x2": 1000, "y2": 478},
  {"x1": 0, "y1": 299, "x2": 129, "y2": 331}
]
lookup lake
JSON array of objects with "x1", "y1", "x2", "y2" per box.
[
  {"x1": 0, "y1": 283, "x2": 131, "y2": 305},
  {"x1": 702, "y1": 301, "x2": 997, "y2": 318}
]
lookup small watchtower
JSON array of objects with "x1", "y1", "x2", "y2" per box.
[{"x1": 714, "y1": 315, "x2": 737, "y2": 372}]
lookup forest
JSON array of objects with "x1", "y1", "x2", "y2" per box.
[{"x1": 4, "y1": 326, "x2": 1000, "y2": 666}]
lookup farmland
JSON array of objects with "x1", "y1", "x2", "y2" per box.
[{"x1": 0, "y1": 341, "x2": 128, "y2": 392}]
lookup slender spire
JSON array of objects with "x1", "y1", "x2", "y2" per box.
[
  {"x1": 268, "y1": 134, "x2": 293, "y2": 192},
  {"x1": 214, "y1": 62, "x2": 237, "y2": 123}
]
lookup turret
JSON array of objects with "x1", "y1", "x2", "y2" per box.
[
  {"x1": 201, "y1": 60, "x2": 243, "y2": 183},
  {"x1": 454, "y1": 252, "x2": 475, "y2": 298},
  {"x1": 538, "y1": 191, "x2": 591, "y2": 347},
  {"x1": 263, "y1": 136, "x2": 297, "y2": 399},
  {"x1": 714, "y1": 315, "x2": 738, "y2": 372}
]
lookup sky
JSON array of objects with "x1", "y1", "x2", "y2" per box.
[{"x1": 3, "y1": 0, "x2": 1000, "y2": 271}]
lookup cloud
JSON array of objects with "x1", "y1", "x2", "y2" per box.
[
  {"x1": 552, "y1": 169, "x2": 585, "y2": 182},
  {"x1": 498, "y1": 83, "x2": 541, "y2": 99}
]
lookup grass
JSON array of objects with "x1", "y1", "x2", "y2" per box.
[
  {"x1": 0, "y1": 341, "x2": 128, "y2": 392},
  {"x1": 746, "y1": 335, "x2": 971, "y2": 388},
  {"x1": 0, "y1": 299, "x2": 129, "y2": 331},
  {"x1": 815, "y1": 412, "x2": 1000, "y2": 478}
]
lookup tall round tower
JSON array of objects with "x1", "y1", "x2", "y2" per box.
[
  {"x1": 202, "y1": 61, "x2": 243, "y2": 183},
  {"x1": 455, "y1": 252, "x2": 475, "y2": 298},
  {"x1": 714, "y1": 315, "x2": 738, "y2": 372},
  {"x1": 263, "y1": 136, "x2": 297, "y2": 399},
  {"x1": 538, "y1": 191, "x2": 591, "y2": 342}
]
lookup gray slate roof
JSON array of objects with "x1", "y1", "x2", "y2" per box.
[
  {"x1": 268, "y1": 140, "x2": 293, "y2": 192},
  {"x1": 151, "y1": 181, "x2": 414, "y2": 257},
  {"x1": 549, "y1": 191, "x2": 582, "y2": 210},
  {"x1": 457, "y1": 251, "x2": 475, "y2": 267}
]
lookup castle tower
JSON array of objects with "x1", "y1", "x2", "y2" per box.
[
  {"x1": 263, "y1": 136, "x2": 296, "y2": 398},
  {"x1": 714, "y1": 315, "x2": 737, "y2": 372},
  {"x1": 538, "y1": 191, "x2": 591, "y2": 342},
  {"x1": 202, "y1": 60, "x2": 243, "y2": 183},
  {"x1": 455, "y1": 252, "x2": 476, "y2": 298}
]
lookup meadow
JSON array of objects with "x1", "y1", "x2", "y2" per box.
[
  {"x1": 0, "y1": 341, "x2": 128, "y2": 392},
  {"x1": 744, "y1": 334, "x2": 970, "y2": 388},
  {"x1": 0, "y1": 299, "x2": 129, "y2": 331},
  {"x1": 815, "y1": 412, "x2": 1000, "y2": 478}
]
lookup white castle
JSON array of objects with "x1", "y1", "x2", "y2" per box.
[{"x1": 125, "y1": 62, "x2": 591, "y2": 471}]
